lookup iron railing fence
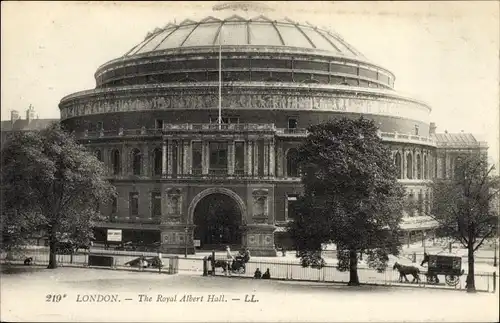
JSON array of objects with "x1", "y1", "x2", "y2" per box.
[
  {"x1": 1, "y1": 248, "x2": 179, "y2": 274},
  {"x1": 208, "y1": 256, "x2": 497, "y2": 293}
]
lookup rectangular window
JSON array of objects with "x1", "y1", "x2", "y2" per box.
[
  {"x1": 209, "y1": 142, "x2": 228, "y2": 173},
  {"x1": 151, "y1": 192, "x2": 162, "y2": 218},
  {"x1": 286, "y1": 195, "x2": 299, "y2": 220},
  {"x1": 129, "y1": 192, "x2": 139, "y2": 217},
  {"x1": 235, "y1": 141, "x2": 245, "y2": 174},
  {"x1": 192, "y1": 141, "x2": 202, "y2": 174},
  {"x1": 97, "y1": 122, "x2": 103, "y2": 131},
  {"x1": 288, "y1": 118, "x2": 298, "y2": 129}
]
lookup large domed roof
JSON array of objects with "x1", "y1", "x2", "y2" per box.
[{"x1": 124, "y1": 15, "x2": 365, "y2": 59}]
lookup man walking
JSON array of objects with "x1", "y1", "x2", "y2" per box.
[
  {"x1": 157, "y1": 251, "x2": 163, "y2": 273},
  {"x1": 225, "y1": 245, "x2": 234, "y2": 275}
]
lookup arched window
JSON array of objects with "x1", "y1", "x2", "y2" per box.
[
  {"x1": 131, "y1": 149, "x2": 142, "y2": 176},
  {"x1": 416, "y1": 154, "x2": 422, "y2": 179},
  {"x1": 286, "y1": 148, "x2": 299, "y2": 178},
  {"x1": 394, "y1": 152, "x2": 402, "y2": 179},
  {"x1": 111, "y1": 149, "x2": 120, "y2": 175},
  {"x1": 94, "y1": 149, "x2": 102, "y2": 162},
  {"x1": 424, "y1": 155, "x2": 428, "y2": 179},
  {"x1": 153, "y1": 148, "x2": 162, "y2": 176},
  {"x1": 406, "y1": 153, "x2": 413, "y2": 179}
]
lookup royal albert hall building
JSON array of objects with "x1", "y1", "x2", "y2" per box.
[{"x1": 59, "y1": 15, "x2": 484, "y2": 256}]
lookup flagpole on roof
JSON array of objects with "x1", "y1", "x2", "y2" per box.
[{"x1": 218, "y1": 24, "x2": 222, "y2": 130}]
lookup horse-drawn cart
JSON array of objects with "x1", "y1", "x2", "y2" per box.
[{"x1": 421, "y1": 253, "x2": 464, "y2": 286}]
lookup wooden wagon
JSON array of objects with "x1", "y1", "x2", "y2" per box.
[{"x1": 422, "y1": 253, "x2": 464, "y2": 286}]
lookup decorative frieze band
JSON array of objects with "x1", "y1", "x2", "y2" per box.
[{"x1": 60, "y1": 92, "x2": 430, "y2": 123}]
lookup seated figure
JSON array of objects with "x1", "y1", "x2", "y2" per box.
[{"x1": 262, "y1": 268, "x2": 271, "y2": 279}]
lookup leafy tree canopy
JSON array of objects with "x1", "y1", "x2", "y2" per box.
[
  {"x1": 1, "y1": 123, "x2": 116, "y2": 267},
  {"x1": 288, "y1": 117, "x2": 405, "y2": 276}
]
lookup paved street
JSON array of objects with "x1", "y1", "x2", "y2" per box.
[{"x1": 1, "y1": 266, "x2": 498, "y2": 322}]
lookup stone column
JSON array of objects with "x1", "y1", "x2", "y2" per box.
[
  {"x1": 121, "y1": 146, "x2": 128, "y2": 176},
  {"x1": 183, "y1": 140, "x2": 191, "y2": 175},
  {"x1": 102, "y1": 148, "x2": 109, "y2": 175},
  {"x1": 402, "y1": 148, "x2": 406, "y2": 179},
  {"x1": 162, "y1": 140, "x2": 167, "y2": 177},
  {"x1": 263, "y1": 140, "x2": 269, "y2": 176},
  {"x1": 177, "y1": 143, "x2": 182, "y2": 176},
  {"x1": 246, "y1": 141, "x2": 253, "y2": 176},
  {"x1": 142, "y1": 145, "x2": 149, "y2": 177},
  {"x1": 167, "y1": 140, "x2": 173, "y2": 177},
  {"x1": 202, "y1": 140, "x2": 209, "y2": 175},
  {"x1": 414, "y1": 150, "x2": 418, "y2": 179},
  {"x1": 269, "y1": 140, "x2": 275, "y2": 177},
  {"x1": 276, "y1": 143, "x2": 283, "y2": 178},
  {"x1": 228, "y1": 141, "x2": 235, "y2": 175},
  {"x1": 253, "y1": 141, "x2": 259, "y2": 175}
]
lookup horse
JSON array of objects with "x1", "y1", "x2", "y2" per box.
[
  {"x1": 207, "y1": 255, "x2": 247, "y2": 274},
  {"x1": 207, "y1": 255, "x2": 229, "y2": 273},
  {"x1": 393, "y1": 262, "x2": 421, "y2": 283}
]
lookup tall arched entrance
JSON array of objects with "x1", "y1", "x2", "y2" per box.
[{"x1": 193, "y1": 193, "x2": 242, "y2": 250}]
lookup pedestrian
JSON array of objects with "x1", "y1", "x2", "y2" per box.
[
  {"x1": 262, "y1": 268, "x2": 271, "y2": 279},
  {"x1": 254, "y1": 268, "x2": 262, "y2": 279},
  {"x1": 157, "y1": 251, "x2": 163, "y2": 273},
  {"x1": 226, "y1": 245, "x2": 234, "y2": 275},
  {"x1": 243, "y1": 248, "x2": 251, "y2": 263}
]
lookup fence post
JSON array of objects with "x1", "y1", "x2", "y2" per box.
[
  {"x1": 494, "y1": 242, "x2": 497, "y2": 267},
  {"x1": 449, "y1": 242, "x2": 452, "y2": 253},
  {"x1": 211, "y1": 250, "x2": 215, "y2": 276},
  {"x1": 203, "y1": 257, "x2": 208, "y2": 276},
  {"x1": 493, "y1": 272, "x2": 497, "y2": 293}
]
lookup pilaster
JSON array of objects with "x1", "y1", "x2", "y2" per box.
[
  {"x1": 246, "y1": 141, "x2": 253, "y2": 175},
  {"x1": 263, "y1": 141, "x2": 269, "y2": 176},
  {"x1": 202, "y1": 140, "x2": 209, "y2": 175},
  {"x1": 269, "y1": 140, "x2": 275, "y2": 177},
  {"x1": 228, "y1": 141, "x2": 235, "y2": 175},
  {"x1": 183, "y1": 140, "x2": 191, "y2": 175},
  {"x1": 167, "y1": 140, "x2": 173, "y2": 177},
  {"x1": 162, "y1": 140, "x2": 167, "y2": 177},
  {"x1": 276, "y1": 143, "x2": 283, "y2": 177},
  {"x1": 253, "y1": 141, "x2": 259, "y2": 175}
]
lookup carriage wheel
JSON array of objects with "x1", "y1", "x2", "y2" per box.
[
  {"x1": 445, "y1": 275, "x2": 460, "y2": 286},
  {"x1": 426, "y1": 274, "x2": 437, "y2": 284}
]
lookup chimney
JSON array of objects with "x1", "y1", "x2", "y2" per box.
[
  {"x1": 429, "y1": 122, "x2": 436, "y2": 135},
  {"x1": 26, "y1": 104, "x2": 35, "y2": 122},
  {"x1": 11, "y1": 110, "x2": 20, "y2": 127}
]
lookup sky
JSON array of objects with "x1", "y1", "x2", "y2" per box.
[{"x1": 1, "y1": 1, "x2": 499, "y2": 169}]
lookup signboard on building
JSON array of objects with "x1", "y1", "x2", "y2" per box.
[{"x1": 107, "y1": 229, "x2": 122, "y2": 242}]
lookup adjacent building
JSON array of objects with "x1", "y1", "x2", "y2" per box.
[{"x1": 1, "y1": 105, "x2": 58, "y2": 145}]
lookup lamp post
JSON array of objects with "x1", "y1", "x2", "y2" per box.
[{"x1": 184, "y1": 226, "x2": 188, "y2": 258}]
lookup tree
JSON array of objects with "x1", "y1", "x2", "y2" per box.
[
  {"x1": 288, "y1": 117, "x2": 405, "y2": 285},
  {"x1": 1, "y1": 123, "x2": 116, "y2": 268},
  {"x1": 426, "y1": 154, "x2": 499, "y2": 293}
]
